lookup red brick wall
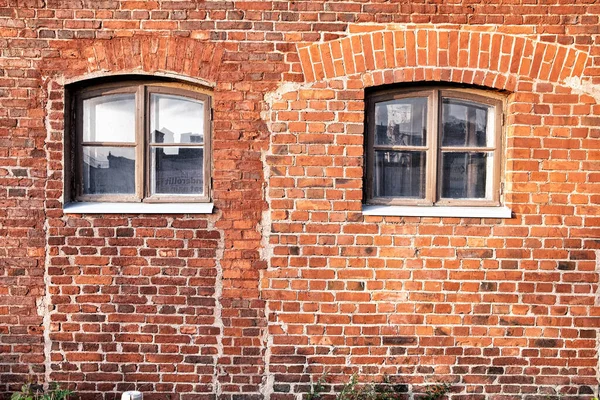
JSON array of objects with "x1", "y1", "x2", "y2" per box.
[
  {"x1": 1, "y1": 2, "x2": 599, "y2": 400},
  {"x1": 262, "y1": 24, "x2": 599, "y2": 399},
  {"x1": 38, "y1": 35, "x2": 271, "y2": 399}
]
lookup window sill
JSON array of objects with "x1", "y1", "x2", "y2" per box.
[
  {"x1": 63, "y1": 202, "x2": 214, "y2": 214},
  {"x1": 362, "y1": 204, "x2": 512, "y2": 218}
]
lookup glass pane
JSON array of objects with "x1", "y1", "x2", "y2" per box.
[
  {"x1": 83, "y1": 94, "x2": 136, "y2": 143},
  {"x1": 441, "y1": 152, "x2": 491, "y2": 199},
  {"x1": 374, "y1": 97, "x2": 427, "y2": 146},
  {"x1": 373, "y1": 151, "x2": 426, "y2": 198},
  {"x1": 151, "y1": 147, "x2": 204, "y2": 195},
  {"x1": 82, "y1": 147, "x2": 135, "y2": 195},
  {"x1": 441, "y1": 98, "x2": 494, "y2": 147},
  {"x1": 150, "y1": 94, "x2": 205, "y2": 144}
]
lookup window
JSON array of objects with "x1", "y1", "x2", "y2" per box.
[
  {"x1": 364, "y1": 87, "x2": 504, "y2": 208},
  {"x1": 67, "y1": 81, "x2": 211, "y2": 206}
]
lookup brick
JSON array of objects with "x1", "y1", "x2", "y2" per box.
[{"x1": 1, "y1": 5, "x2": 599, "y2": 400}]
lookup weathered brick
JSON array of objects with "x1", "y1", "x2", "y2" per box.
[{"x1": 2, "y1": 3, "x2": 600, "y2": 400}]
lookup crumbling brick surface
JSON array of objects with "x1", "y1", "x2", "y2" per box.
[{"x1": 1, "y1": 2, "x2": 599, "y2": 399}]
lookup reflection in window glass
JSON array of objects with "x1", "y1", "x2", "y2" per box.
[
  {"x1": 367, "y1": 89, "x2": 502, "y2": 205},
  {"x1": 441, "y1": 152, "x2": 490, "y2": 199},
  {"x1": 82, "y1": 147, "x2": 135, "y2": 194},
  {"x1": 374, "y1": 151, "x2": 426, "y2": 198},
  {"x1": 151, "y1": 94, "x2": 205, "y2": 144},
  {"x1": 151, "y1": 147, "x2": 204, "y2": 195},
  {"x1": 441, "y1": 99, "x2": 492, "y2": 147},
  {"x1": 375, "y1": 97, "x2": 427, "y2": 146},
  {"x1": 83, "y1": 94, "x2": 136, "y2": 143}
]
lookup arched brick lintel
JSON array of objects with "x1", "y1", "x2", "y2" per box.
[
  {"x1": 297, "y1": 28, "x2": 590, "y2": 89},
  {"x1": 44, "y1": 35, "x2": 223, "y2": 86},
  {"x1": 352, "y1": 67, "x2": 519, "y2": 93}
]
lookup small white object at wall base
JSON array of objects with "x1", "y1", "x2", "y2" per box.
[
  {"x1": 121, "y1": 392, "x2": 143, "y2": 400},
  {"x1": 361, "y1": 205, "x2": 513, "y2": 218}
]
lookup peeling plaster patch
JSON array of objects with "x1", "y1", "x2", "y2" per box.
[
  {"x1": 565, "y1": 77, "x2": 600, "y2": 104},
  {"x1": 37, "y1": 291, "x2": 52, "y2": 387},
  {"x1": 262, "y1": 82, "x2": 302, "y2": 121},
  {"x1": 259, "y1": 151, "x2": 275, "y2": 269},
  {"x1": 259, "y1": 327, "x2": 275, "y2": 400},
  {"x1": 35, "y1": 297, "x2": 45, "y2": 317}
]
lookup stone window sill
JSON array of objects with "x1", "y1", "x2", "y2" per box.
[
  {"x1": 362, "y1": 205, "x2": 512, "y2": 218},
  {"x1": 63, "y1": 202, "x2": 214, "y2": 215}
]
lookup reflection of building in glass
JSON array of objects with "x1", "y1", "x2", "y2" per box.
[
  {"x1": 183, "y1": 132, "x2": 203, "y2": 143},
  {"x1": 440, "y1": 101, "x2": 488, "y2": 199},
  {"x1": 375, "y1": 101, "x2": 425, "y2": 146},
  {"x1": 376, "y1": 123, "x2": 421, "y2": 147},
  {"x1": 83, "y1": 131, "x2": 204, "y2": 195},
  {"x1": 154, "y1": 128, "x2": 203, "y2": 144},
  {"x1": 152, "y1": 128, "x2": 204, "y2": 195},
  {"x1": 84, "y1": 152, "x2": 108, "y2": 169},
  {"x1": 442, "y1": 101, "x2": 488, "y2": 146},
  {"x1": 155, "y1": 147, "x2": 203, "y2": 195},
  {"x1": 84, "y1": 152, "x2": 135, "y2": 194}
]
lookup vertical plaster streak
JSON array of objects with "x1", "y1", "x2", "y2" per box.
[
  {"x1": 258, "y1": 138, "x2": 275, "y2": 400},
  {"x1": 41, "y1": 77, "x2": 60, "y2": 387},
  {"x1": 258, "y1": 84, "x2": 301, "y2": 399},
  {"x1": 207, "y1": 211, "x2": 225, "y2": 397}
]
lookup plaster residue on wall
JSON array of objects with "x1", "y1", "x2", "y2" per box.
[{"x1": 565, "y1": 77, "x2": 600, "y2": 104}]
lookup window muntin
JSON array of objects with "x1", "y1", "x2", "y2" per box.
[
  {"x1": 365, "y1": 88, "x2": 503, "y2": 207},
  {"x1": 71, "y1": 82, "x2": 211, "y2": 203}
]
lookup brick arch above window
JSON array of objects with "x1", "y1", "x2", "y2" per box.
[
  {"x1": 297, "y1": 26, "x2": 590, "y2": 90},
  {"x1": 43, "y1": 35, "x2": 223, "y2": 85}
]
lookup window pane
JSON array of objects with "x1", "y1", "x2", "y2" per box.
[
  {"x1": 373, "y1": 151, "x2": 426, "y2": 198},
  {"x1": 82, "y1": 147, "x2": 135, "y2": 195},
  {"x1": 151, "y1": 147, "x2": 204, "y2": 195},
  {"x1": 374, "y1": 97, "x2": 427, "y2": 146},
  {"x1": 151, "y1": 94, "x2": 205, "y2": 144},
  {"x1": 441, "y1": 98, "x2": 494, "y2": 147},
  {"x1": 83, "y1": 94, "x2": 136, "y2": 143},
  {"x1": 441, "y1": 152, "x2": 491, "y2": 199}
]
